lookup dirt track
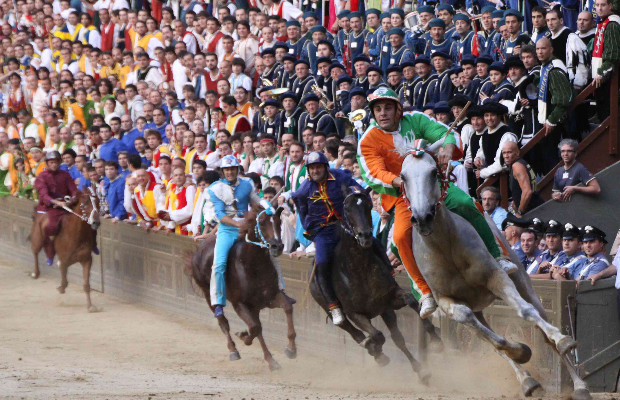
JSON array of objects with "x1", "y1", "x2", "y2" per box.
[{"x1": 0, "y1": 261, "x2": 617, "y2": 400}]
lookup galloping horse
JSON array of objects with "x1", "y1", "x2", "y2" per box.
[
  {"x1": 399, "y1": 146, "x2": 591, "y2": 400},
  {"x1": 30, "y1": 188, "x2": 101, "y2": 312},
  {"x1": 191, "y1": 204, "x2": 297, "y2": 371},
  {"x1": 309, "y1": 185, "x2": 443, "y2": 384}
]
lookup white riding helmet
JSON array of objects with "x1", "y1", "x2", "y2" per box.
[{"x1": 220, "y1": 155, "x2": 240, "y2": 169}]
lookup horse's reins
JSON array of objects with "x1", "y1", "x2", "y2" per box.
[
  {"x1": 400, "y1": 148, "x2": 453, "y2": 211},
  {"x1": 245, "y1": 209, "x2": 271, "y2": 249}
]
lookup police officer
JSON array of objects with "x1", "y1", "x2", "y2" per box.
[
  {"x1": 555, "y1": 225, "x2": 610, "y2": 281},
  {"x1": 527, "y1": 219, "x2": 564, "y2": 275},
  {"x1": 292, "y1": 151, "x2": 365, "y2": 325}
]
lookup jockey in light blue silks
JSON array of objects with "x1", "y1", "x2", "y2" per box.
[{"x1": 208, "y1": 155, "x2": 261, "y2": 318}]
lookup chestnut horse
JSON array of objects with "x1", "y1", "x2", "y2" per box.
[
  {"x1": 191, "y1": 205, "x2": 297, "y2": 371},
  {"x1": 30, "y1": 188, "x2": 101, "y2": 312}
]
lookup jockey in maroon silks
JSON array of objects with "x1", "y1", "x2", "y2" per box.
[{"x1": 33, "y1": 151, "x2": 79, "y2": 266}]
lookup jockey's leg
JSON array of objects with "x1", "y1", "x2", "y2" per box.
[
  {"x1": 444, "y1": 184, "x2": 518, "y2": 274},
  {"x1": 393, "y1": 199, "x2": 437, "y2": 318},
  {"x1": 392, "y1": 199, "x2": 430, "y2": 296},
  {"x1": 444, "y1": 184, "x2": 500, "y2": 258},
  {"x1": 210, "y1": 225, "x2": 239, "y2": 314},
  {"x1": 313, "y1": 227, "x2": 340, "y2": 309},
  {"x1": 43, "y1": 209, "x2": 64, "y2": 264}
]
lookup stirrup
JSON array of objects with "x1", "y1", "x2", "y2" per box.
[
  {"x1": 497, "y1": 257, "x2": 519, "y2": 275},
  {"x1": 330, "y1": 307, "x2": 345, "y2": 325},
  {"x1": 419, "y1": 294, "x2": 437, "y2": 319}
]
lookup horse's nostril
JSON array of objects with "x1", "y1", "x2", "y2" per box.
[
  {"x1": 410, "y1": 215, "x2": 417, "y2": 224},
  {"x1": 430, "y1": 205, "x2": 436, "y2": 216}
]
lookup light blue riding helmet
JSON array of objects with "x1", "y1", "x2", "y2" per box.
[{"x1": 220, "y1": 155, "x2": 240, "y2": 169}]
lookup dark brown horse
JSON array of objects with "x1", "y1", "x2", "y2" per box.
[
  {"x1": 30, "y1": 188, "x2": 101, "y2": 312},
  {"x1": 191, "y1": 205, "x2": 296, "y2": 371},
  {"x1": 309, "y1": 186, "x2": 443, "y2": 384}
]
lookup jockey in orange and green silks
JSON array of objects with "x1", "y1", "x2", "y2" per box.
[{"x1": 357, "y1": 87, "x2": 518, "y2": 318}]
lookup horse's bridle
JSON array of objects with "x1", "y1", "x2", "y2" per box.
[
  {"x1": 245, "y1": 209, "x2": 272, "y2": 249},
  {"x1": 60, "y1": 187, "x2": 100, "y2": 228},
  {"x1": 341, "y1": 191, "x2": 370, "y2": 242},
  {"x1": 400, "y1": 148, "x2": 453, "y2": 210}
]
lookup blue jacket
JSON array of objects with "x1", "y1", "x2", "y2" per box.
[
  {"x1": 121, "y1": 128, "x2": 144, "y2": 154},
  {"x1": 144, "y1": 122, "x2": 169, "y2": 143},
  {"x1": 292, "y1": 168, "x2": 363, "y2": 238},
  {"x1": 99, "y1": 138, "x2": 129, "y2": 162},
  {"x1": 569, "y1": 252, "x2": 610, "y2": 280},
  {"x1": 104, "y1": 175, "x2": 127, "y2": 219}
]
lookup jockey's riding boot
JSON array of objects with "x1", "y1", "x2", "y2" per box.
[
  {"x1": 92, "y1": 246, "x2": 100, "y2": 255},
  {"x1": 419, "y1": 293, "x2": 438, "y2": 319},
  {"x1": 330, "y1": 307, "x2": 345, "y2": 325},
  {"x1": 46, "y1": 257, "x2": 54, "y2": 266},
  {"x1": 214, "y1": 305, "x2": 224, "y2": 318},
  {"x1": 281, "y1": 290, "x2": 296, "y2": 305},
  {"x1": 497, "y1": 257, "x2": 519, "y2": 274}
]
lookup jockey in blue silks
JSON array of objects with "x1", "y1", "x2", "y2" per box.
[
  {"x1": 208, "y1": 155, "x2": 261, "y2": 318},
  {"x1": 292, "y1": 151, "x2": 365, "y2": 325}
]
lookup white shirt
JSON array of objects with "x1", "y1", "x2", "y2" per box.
[
  {"x1": 268, "y1": 1, "x2": 303, "y2": 21},
  {"x1": 171, "y1": 59, "x2": 189, "y2": 100}
]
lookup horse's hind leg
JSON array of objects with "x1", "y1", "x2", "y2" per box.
[
  {"x1": 272, "y1": 291, "x2": 297, "y2": 359},
  {"x1": 380, "y1": 310, "x2": 431, "y2": 384},
  {"x1": 346, "y1": 312, "x2": 389, "y2": 366},
  {"x1": 30, "y1": 220, "x2": 44, "y2": 279},
  {"x1": 475, "y1": 312, "x2": 542, "y2": 397},
  {"x1": 487, "y1": 270, "x2": 577, "y2": 356},
  {"x1": 81, "y1": 259, "x2": 99, "y2": 312},
  {"x1": 437, "y1": 297, "x2": 532, "y2": 364},
  {"x1": 561, "y1": 352, "x2": 591, "y2": 400},
  {"x1": 58, "y1": 262, "x2": 69, "y2": 294}
]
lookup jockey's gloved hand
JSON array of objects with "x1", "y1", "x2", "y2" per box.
[{"x1": 260, "y1": 199, "x2": 275, "y2": 215}]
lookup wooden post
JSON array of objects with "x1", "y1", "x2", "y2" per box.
[
  {"x1": 610, "y1": 67, "x2": 619, "y2": 156},
  {"x1": 499, "y1": 172, "x2": 509, "y2": 209}
]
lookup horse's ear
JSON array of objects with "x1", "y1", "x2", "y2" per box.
[
  {"x1": 276, "y1": 207, "x2": 284, "y2": 218},
  {"x1": 364, "y1": 186, "x2": 372, "y2": 196}
]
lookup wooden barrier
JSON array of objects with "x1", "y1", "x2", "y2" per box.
[{"x1": 0, "y1": 196, "x2": 581, "y2": 393}]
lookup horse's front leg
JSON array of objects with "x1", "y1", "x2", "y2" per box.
[
  {"x1": 234, "y1": 302, "x2": 279, "y2": 370},
  {"x1": 436, "y1": 296, "x2": 532, "y2": 364},
  {"x1": 346, "y1": 312, "x2": 389, "y2": 366},
  {"x1": 272, "y1": 291, "x2": 297, "y2": 359},
  {"x1": 81, "y1": 258, "x2": 99, "y2": 313}
]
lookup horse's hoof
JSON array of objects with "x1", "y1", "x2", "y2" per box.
[
  {"x1": 508, "y1": 342, "x2": 532, "y2": 364},
  {"x1": 429, "y1": 337, "x2": 445, "y2": 353},
  {"x1": 418, "y1": 369, "x2": 432, "y2": 386},
  {"x1": 87, "y1": 305, "x2": 100, "y2": 313},
  {"x1": 374, "y1": 353, "x2": 390, "y2": 367},
  {"x1": 557, "y1": 336, "x2": 578, "y2": 355},
  {"x1": 570, "y1": 388, "x2": 591, "y2": 400},
  {"x1": 284, "y1": 347, "x2": 297, "y2": 359},
  {"x1": 57, "y1": 286, "x2": 66, "y2": 294},
  {"x1": 229, "y1": 351, "x2": 241, "y2": 361},
  {"x1": 521, "y1": 376, "x2": 542, "y2": 397},
  {"x1": 30, "y1": 272, "x2": 39, "y2": 279},
  {"x1": 268, "y1": 360, "x2": 281, "y2": 371}
]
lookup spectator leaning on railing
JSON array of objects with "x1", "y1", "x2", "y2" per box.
[{"x1": 552, "y1": 139, "x2": 601, "y2": 202}]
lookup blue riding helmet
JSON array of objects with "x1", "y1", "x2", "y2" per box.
[
  {"x1": 305, "y1": 151, "x2": 329, "y2": 167},
  {"x1": 220, "y1": 155, "x2": 240, "y2": 169}
]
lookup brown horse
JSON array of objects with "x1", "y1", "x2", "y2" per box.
[
  {"x1": 30, "y1": 188, "x2": 101, "y2": 312},
  {"x1": 191, "y1": 205, "x2": 296, "y2": 371}
]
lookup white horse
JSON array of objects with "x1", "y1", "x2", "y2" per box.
[{"x1": 399, "y1": 146, "x2": 591, "y2": 400}]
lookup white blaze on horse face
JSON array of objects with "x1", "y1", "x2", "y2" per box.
[
  {"x1": 271, "y1": 216, "x2": 279, "y2": 242},
  {"x1": 402, "y1": 154, "x2": 441, "y2": 220},
  {"x1": 356, "y1": 198, "x2": 362, "y2": 206}
]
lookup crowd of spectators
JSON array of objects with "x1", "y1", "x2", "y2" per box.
[{"x1": 0, "y1": 0, "x2": 618, "y2": 292}]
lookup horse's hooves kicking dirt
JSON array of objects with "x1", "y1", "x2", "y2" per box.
[
  {"x1": 374, "y1": 353, "x2": 390, "y2": 367},
  {"x1": 229, "y1": 351, "x2": 241, "y2": 361},
  {"x1": 429, "y1": 337, "x2": 444, "y2": 353},
  {"x1": 418, "y1": 369, "x2": 431, "y2": 386},
  {"x1": 570, "y1": 388, "x2": 592, "y2": 400},
  {"x1": 30, "y1": 272, "x2": 39, "y2": 279},
  {"x1": 268, "y1": 360, "x2": 281, "y2": 371},
  {"x1": 521, "y1": 376, "x2": 542, "y2": 397},
  {"x1": 557, "y1": 336, "x2": 578, "y2": 355},
  {"x1": 509, "y1": 342, "x2": 532, "y2": 364},
  {"x1": 88, "y1": 305, "x2": 100, "y2": 313},
  {"x1": 57, "y1": 286, "x2": 66, "y2": 294},
  {"x1": 284, "y1": 347, "x2": 296, "y2": 359}
]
